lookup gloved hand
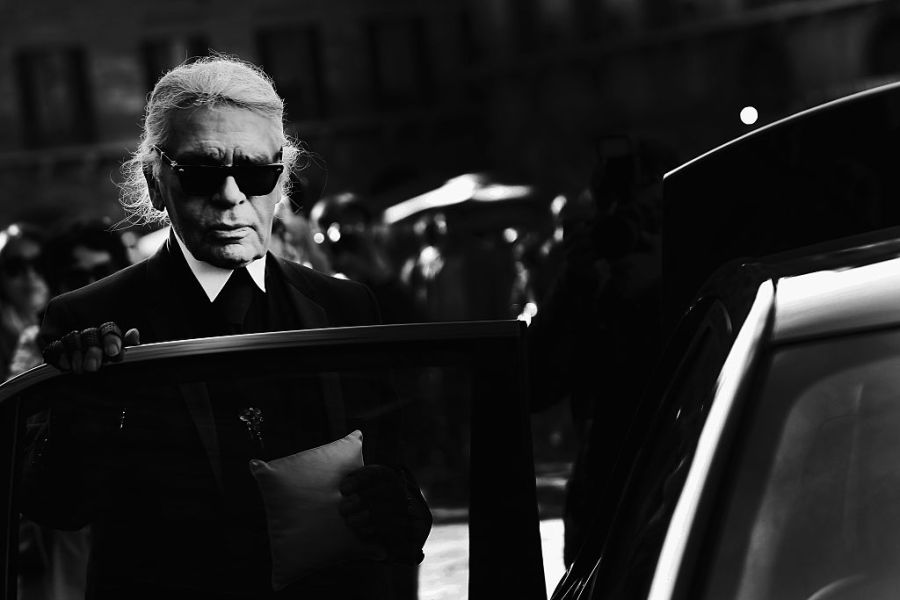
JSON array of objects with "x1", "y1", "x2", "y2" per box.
[
  {"x1": 339, "y1": 464, "x2": 433, "y2": 565},
  {"x1": 42, "y1": 322, "x2": 140, "y2": 374}
]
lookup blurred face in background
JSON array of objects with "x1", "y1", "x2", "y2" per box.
[
  {"x1": 57, "y1": 245, "x2": 116, "y2": 293},
  {"x1": 0, "y1": 237, "x2": 49, "y2": 316}
]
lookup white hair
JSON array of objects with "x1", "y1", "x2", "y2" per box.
[{"x1": 118, "y1": 54, "x2": 311, "y2": 227}]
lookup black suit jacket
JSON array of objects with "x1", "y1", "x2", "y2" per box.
[{"x1": 23, "y1": 236, "x2": 402, "y2": 599}]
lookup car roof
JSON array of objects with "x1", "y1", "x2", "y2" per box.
[{"x1": 757, "y1": 225, "x2": 900, "y2": 343}]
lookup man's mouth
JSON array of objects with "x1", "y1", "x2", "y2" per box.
[{"x1": 208, "y1": 225, "x2": 251, "y2": 239}]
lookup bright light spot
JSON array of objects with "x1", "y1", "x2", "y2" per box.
[
  {"x1": 383, "y1": 174, "x2": 481, "y2": 224},
  {"x1": 550, "y1": 195, "x2": 567, "y2": 217},
  {"x1": 517, "y1": 301, "x2": 539, "y2": 326},
  {"x1": 553, "y1": 227, "x2": 564, "y2": 243},
  {"x1": 740, "y1": 106, "x2": 758, "y2": 125},
  {"x1": 326, "y1": 223, "x2": 341, "y2": 243},
  {"x1": 420, "y1": 246, "x2": 440, "y2": 263},
  {"x1": 419, "y1": 245, "x2": 445, "y2": 279},
  {"x1": 472, "y1": 184, "x2": 532, "y2": 202},
  {"x1": 333, "y1": 272, "x2": 349, "y2": 280},
  {"x1": 503, "y1": 228, "x2": 519, "y2": 243},
  {"x1": 313, "y1": 232, "x2": 325, "y2": 245}
]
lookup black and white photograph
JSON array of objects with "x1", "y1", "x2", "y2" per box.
[{"x1": 2, "y1": 1, "x2": 900, "y2": 599}]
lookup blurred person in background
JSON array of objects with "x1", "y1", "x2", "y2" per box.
[
  {"x1": 0, "y1": 223, "x2": 49, "y2": 381},
  {"x1": 401, "y1": 212, "x2": 451, "y2": 320},
  {"x1": 312, "y1": 192, "x2": 422, "y2": 324},
  {"x1": 528, "y1": 135, "x2": 678, "y2": 565},
  {"x1": 269, "y1": 199, "x2": 333, "y2": 273},
  {"x1": 402, "y1": 210, "x2": 516, "y2": 323},
  {"x1": 9, "y1": 218, "x2": 131, "y2": 378},
  {"x1": 16, "y1": 219, "x2": 131, "y2": 600}
]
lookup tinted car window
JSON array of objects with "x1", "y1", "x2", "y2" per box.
[
  {"x1": 2, "y1": 323, "x2": 543, "y2": 600},
  {"x1": 552, "y1": 297, "x2": 734, "y2": 600},
  {"x1": 699, "y1": 327, "x2": 900, "y2": 599}
]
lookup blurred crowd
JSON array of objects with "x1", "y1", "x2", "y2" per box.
[{"x1": 0, "y1": 220, "x2": 132, "y2": 383}]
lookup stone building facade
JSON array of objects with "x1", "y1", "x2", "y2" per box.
[{"x1": 0, "y1": 0, "x2": 896, "y2": 229}]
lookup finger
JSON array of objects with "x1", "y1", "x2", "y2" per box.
[
  {"x1": 82, "y1": 346, "x2": 104, "y2": 373},
  {"x1": 123, "y1": 328, "x2": 140, "y2": 347},
  {"x1": 80, "y1": 327, "x2": 101, "y2": 350},
  {"x1": 79, "y1": 328, "x2": 102, "y2": 372},
  {"x1": 99, "y1": 322, "x2": 123, "y2": 358},
  {"x1": 340, "y1": 465, "x2": 398, "y2": 494},
  {"x1": 61, "y1": 331, "x2": 83, "y2": 375},
  {"x1": 41, "y1": 340, "x2": 65, "y2": 370},
  {"x1": 70, "y1": 349, "x2": 84, "y2": 375}
]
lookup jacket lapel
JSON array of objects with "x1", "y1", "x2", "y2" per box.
[
  {"x1": 268, "y1": 255, "x2": 347, "y2": 437},
  {"x1": 268, "y1": 253, "x2": 330, "y2": 329},
  {"x1": 144, "y1": 235, "x2": 225, "y2": 494}
]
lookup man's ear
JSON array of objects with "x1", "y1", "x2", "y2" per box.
[{"x1": 144, "y1": 168, "x2": 165, "y2": 211}]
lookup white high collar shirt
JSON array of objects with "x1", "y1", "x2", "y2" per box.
[{"x1": 173, "y1": 231, "x2": 267, "y2": 302}]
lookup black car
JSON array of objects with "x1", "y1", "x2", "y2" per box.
[{"x1": 553, "y1": 81, "x2": 900, "y2": 599}]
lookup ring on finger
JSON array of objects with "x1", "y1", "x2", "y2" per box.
[{"x1": 99, "y1": 321, "x2": 122, "y2": 339}]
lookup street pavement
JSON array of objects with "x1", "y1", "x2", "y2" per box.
[
  {"x1": 419, "y1": 518, "x2": 565, "y2": 600},
  {"x1": 418, "y1": 461, "x2": 570, "y2": 599}
]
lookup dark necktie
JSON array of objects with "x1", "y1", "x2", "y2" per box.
[{"x1": 213, "y1": 267, "x2": 255, "y2": 334}]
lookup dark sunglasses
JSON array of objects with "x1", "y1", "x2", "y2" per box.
[
  {"x1": 154, "y1": 146, "x2": 285, "y2": 197},
  {"x1": 1, "y1": 255, "x2": 43, "y2": 278}
]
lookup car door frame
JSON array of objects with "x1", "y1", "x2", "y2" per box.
[{"x1": 1, "y1": 320, "x2": 546, "y2": 600}]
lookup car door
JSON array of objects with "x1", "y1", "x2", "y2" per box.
[{"x1": 0, "y1": 321, "x2": 545, "y2": 600}]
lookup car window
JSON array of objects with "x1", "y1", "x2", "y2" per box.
[
  {"x1": 1, "y1": 322, "x2": 543, "y2": 600},
  {"x1": 551, "y1": 297, "x2": 733, "y2": 600},
  {"x1": 698, "y1": 327, "x2": 900, "y2": 600}
]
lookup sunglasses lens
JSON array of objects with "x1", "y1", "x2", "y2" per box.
[
  {"x1": 234, "y1": 166, "x2": 283, "y2": 196},
  {"x1": 176, "y1": 166, "x2": 283, "y2": 196},
  {"x1": 177, "y1": 168, "x2": 224, "y2": 196}
]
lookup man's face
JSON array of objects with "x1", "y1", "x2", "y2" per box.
[{"x1": 150, "y1": 105, "x2": 284, "y2": 269}]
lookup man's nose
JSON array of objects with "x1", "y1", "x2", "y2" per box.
[{"x1": 212, "y1": 175, "x2": 246, "y2": 205}]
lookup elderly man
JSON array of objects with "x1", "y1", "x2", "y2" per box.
[{"x1": 23, "y1": 56, "x2": 430, "y2": 599}]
